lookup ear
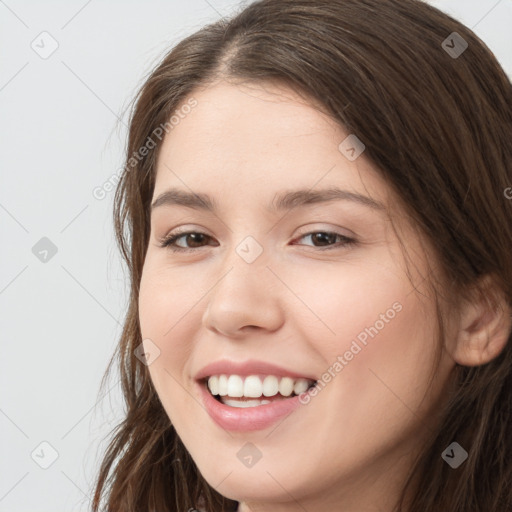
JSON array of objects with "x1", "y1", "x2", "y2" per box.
[{"x1": 450, "y1": 275, "x2": 512, "y2": 367}]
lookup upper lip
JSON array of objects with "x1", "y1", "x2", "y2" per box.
[{"x1": 195, "y1": 359, "x2": 317, "y2": 382}]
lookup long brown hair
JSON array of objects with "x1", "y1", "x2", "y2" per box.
[{"x1": 91, "y1": 0, "x2": 512, "y2": 510}]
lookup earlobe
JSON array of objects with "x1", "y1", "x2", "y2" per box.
[{"x1": 451, "y1": 275, "x2": 512, "y2": 367}]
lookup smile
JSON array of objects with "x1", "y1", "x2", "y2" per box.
[
  {"x1": 206, "y1": 374, "x2": 316, "y2": 408},
  {"x1": 195, "y1": 359, "x2": 318, "y2": 431}
]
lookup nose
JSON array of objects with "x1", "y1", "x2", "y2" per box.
[{"x1": 201, "y1": 256, "x2": 285, "y2": 338}]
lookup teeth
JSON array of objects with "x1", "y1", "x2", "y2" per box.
[
  {"x1": 223, "y1": 398, "x2": 271, "y2": 408},
  {"x1": 262, "y1": 375, "x2": 279, "y2": 396},
  {"x1": 244, "y1": 375, "x2": 263, "y2": 397},
  {"x1": 218, "y1": 375, "x2": 228, "y2": 396},
  {"x1": 207, "y1": 375, "x2": 219, "y2": 395},
  {"x1": 227, "y1": 375, "x2": 244, "y2": 397},
  {"x1": 278, "y1": 377, "x2": 294, "y2": 397},
  {"x1": 207, "y1": 374, "x2": 314, "y2": 399},
  {"x1": 293, "y1": 378, "x2": 309, "y2": 394}
]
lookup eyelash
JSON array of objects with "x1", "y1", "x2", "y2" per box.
[{"x1": 158, "y1": 229, "x2": 357, "y2": 253}]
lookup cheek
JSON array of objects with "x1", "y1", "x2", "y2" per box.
[
  {"x1": 138, "y1": 260, "x2": 206, "y2": 342},
  {"x1": 319, "y1": 294, "x2": 440, "y2": 452},
  {"x1": 293, "y1": 260, "x2": 438, "y2": 411},
  {"x1": 138, "y1": 264, "x2": 203, "y2": 410},
  {"x1": 288, "y1": 257, "x2": 414, "y2": 353}
]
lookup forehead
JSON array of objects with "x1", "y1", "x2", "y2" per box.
[
  {"x1": 153, "y1": 79, "x2": 394, "y2": 213},
  {"x1": 162, "y1": 80, "x2": 341, "y2": 156}
]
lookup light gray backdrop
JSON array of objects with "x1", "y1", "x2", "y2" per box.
[{"x1": 1, "y1": 1, "x2": 511, "y2": 511}]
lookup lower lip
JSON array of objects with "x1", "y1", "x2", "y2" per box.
[{"x1": 198, "y1": 382, "x2": 305, "y2": 432}]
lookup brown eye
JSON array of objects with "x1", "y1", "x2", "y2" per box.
[
  {"x1": 307, "y1": 232, "x2": 337, "y2": 246},
  {"x1": 180, "y1": 233, "x2": 209, "y2": 248},
  {"x1": 160, "y1": 231, "x2": 217, "y2": 252},
  {"x1": 294, "y1": 231, "x2": 356, "y2": 249}
]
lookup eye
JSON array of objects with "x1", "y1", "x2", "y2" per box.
[
  {"x1": 292, "y1": 231, "x2": 356, "y2": 249},
  {"x1": 158, "y1": 231, "x2": 217, "y2": 252},
  {"x1": 158, "y1": 229, "x2": 356, "y2": 252}
]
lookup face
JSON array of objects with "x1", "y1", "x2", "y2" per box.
[{"x1": 138, "y1": 80, "x2": 456, "y2": 511}]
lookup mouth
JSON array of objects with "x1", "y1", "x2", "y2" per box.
[{"x1": 203, "y1": 374, "x2": 318, "y2": 408}]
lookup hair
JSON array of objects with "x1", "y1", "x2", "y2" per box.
[{"x1": 91, "y1": 0, "x2": 512, "y2": 510}]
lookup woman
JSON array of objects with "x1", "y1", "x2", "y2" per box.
[{"x1": 92, "y1": 0, "x2": 512, "y2": 510}]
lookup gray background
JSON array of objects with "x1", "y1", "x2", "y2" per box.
[{"x1": 1, "y1": 1, "x2": 511, "y2": 510}]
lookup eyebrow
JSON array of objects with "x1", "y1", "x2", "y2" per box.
[{"x1": 150, "y1": 187, "x2": 385, "y2": 213}]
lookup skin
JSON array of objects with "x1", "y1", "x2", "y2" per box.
[{"x1": 138, "y1": 79, "x2": 511, "y2": 512}]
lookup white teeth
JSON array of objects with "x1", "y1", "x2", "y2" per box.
[
  {"x1": 262, "y1": 375, "x2": 279, "y2": 396},
  {"x1": 227, "y1": 375, "x2": 244, "y2": 397},
  {"x1": 206, "y1": 374, "x2": 315, "y2": 400},
  {"x1": 223, "y1": 398, "x2": 271, "y2": 408},
  {"x1": 293, "y1": 378, "x2": 309, "y2": 395},
  {"x1": 244, "y1": 375, "x2": 263, "y2": 397},
  {"x1": 218, "y1": 375, "x2": 228, "y2": 396},
  {"x1": 278, "y1": 377, "x2": 294, "y2": 397},
  {"x1": 207, "y1": 375, "x2": 219, "y2": 395}
]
